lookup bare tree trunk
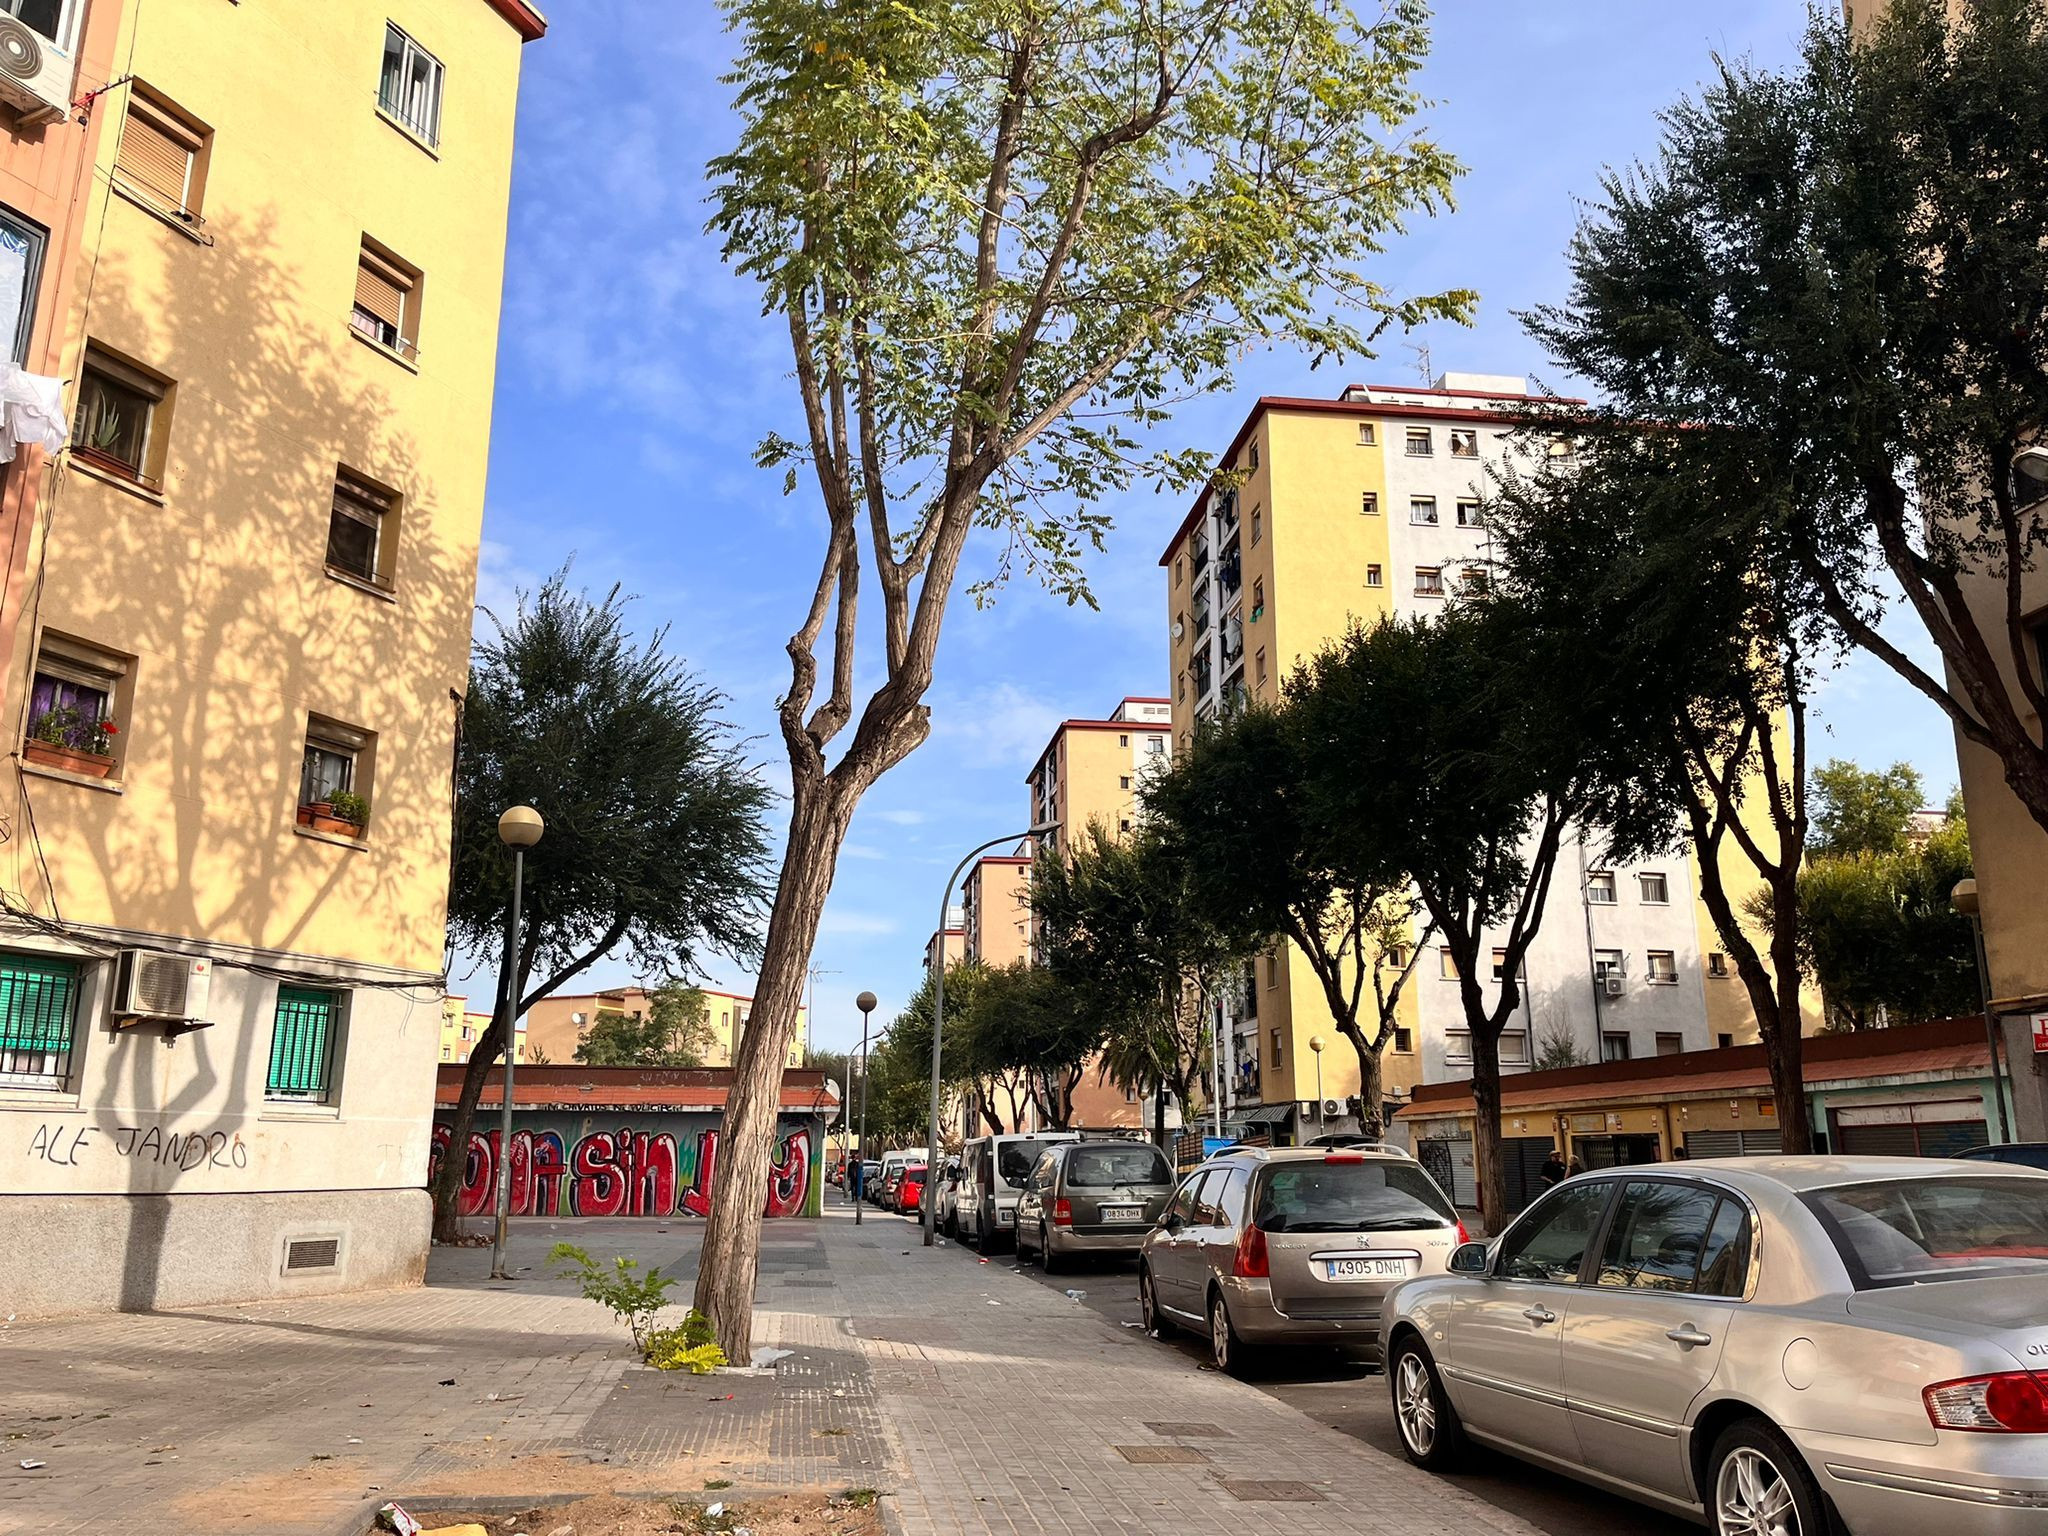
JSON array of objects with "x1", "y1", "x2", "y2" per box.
[
  {"x1": 1468, "y1": 1026, "x2": 1507, "y2": 1229},
  {"x1": 691, "y1": 777, "x2": 857, "y2": 1354},
  {"x1": 1350, "y1": 1037, "x2": 1383, "y2": 1137}
]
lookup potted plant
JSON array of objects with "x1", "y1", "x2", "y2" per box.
[
  {"x1": 299, "y1": 789, "x2": 367, "y2": 838},
  {"x1": 24, "y1": 705, "x2": 117, "y2": 779}
]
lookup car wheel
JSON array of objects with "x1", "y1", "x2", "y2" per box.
[
  {"x1": 1139, "y1": 1264, "x2": 1172, "y2": 1337},
  {"x1": 1040, "y1": 1223, "x2": 1063, "y2": 1273},
  {"x1": 1208, "y1": 1289, "x2": 1249, "y2": 1377},
  {"x1": 1388, "y1": 1335, "x2": 1467, "y2": 1471},
  {"x1": 1710, "y1": 1419, "x2": 1827, "y2": 1536}
]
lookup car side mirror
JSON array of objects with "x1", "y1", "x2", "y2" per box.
[
  {"x1": 1448, "y1": 1241, "x2": 1490, "y2": 1276},
  {"x1": 1159, "y1": 1212, "x2": 1182, "y2": 1233}
]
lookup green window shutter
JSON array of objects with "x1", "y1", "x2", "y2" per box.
[
  {"x1": 0, "y1": 955, "x2": 80, "y2": 1053},
  {"x1": 268, "y1": 987, "x2": 338, "y2": 1098}
]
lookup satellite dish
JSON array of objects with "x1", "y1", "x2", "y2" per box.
[{"x1": 1172, "y1": 621, "x2": 1184, "y2": 639}]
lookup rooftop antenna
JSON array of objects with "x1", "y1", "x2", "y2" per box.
[{"x1": 1404, "y1": 341, "x2": 1434, "y2": 388}]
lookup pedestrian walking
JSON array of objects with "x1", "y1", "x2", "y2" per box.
[{"x1": 1539, "y1": 1148, "x2": 1567, "y2": 1189}]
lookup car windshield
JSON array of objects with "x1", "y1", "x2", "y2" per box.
[
  {"x1": 1806, "y1": 1176, "x2": 2048, "y2": 1288},
  {"x1": 1962, "y1": 1145, "x2": 2048, "y2": 1172},
  {"x1": 1255, "y1": 1159, "x2": 1456, "y2": 1232},
  {"x1": 1064, "y1": 1146, "x2": 1172, "y2": 1188},
  {"x1": 998, "y1": 1140, "x2": 1063, "y2": 1188}
]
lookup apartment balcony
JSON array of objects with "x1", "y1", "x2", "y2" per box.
[
  {"x1": 1191, "y1": 590, "x2": 1212, "y2": 641},
  {"x1": 1220, "y1": 611, "x2": 1244, "y2": 666},
  {"x1": 1214, "y1": 487, "x2": 1239, "y2": 540},
  {"x1": 1217, "y1": 541, "x2": 1242, "y2": 601},
  {"x1": 1191, "y1": 648, "x2": 1214, "y2": 699},
  {"x1": 1190, "y1": 528, "x2": 1211, "y2": 578}
]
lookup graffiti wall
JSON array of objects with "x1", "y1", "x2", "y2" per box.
[{"x1": 428, "y1": 1112, "x2": 822, "y2": 1220}]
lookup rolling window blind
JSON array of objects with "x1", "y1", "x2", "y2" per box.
[
  {"x1": 118, "y1": 105, "x2": 196, "y2": 209},
  {"x1": 354, "y1": 255, "x2": 407, "y2": 329},
  {"x1": 0, "y1": 955, "x2": 79, "y2": 1053},
  {"x1": 267, "y1": 987, "x2": 338, "y2": 1097}
]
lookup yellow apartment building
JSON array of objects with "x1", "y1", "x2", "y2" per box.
[
  {"x1": 1159, "y1": 376, "x2": 1791, "y2": 1146},
  {"x1": 0, "y1": 0, "x2": 544, "y2": 1315},
  {"x1": 961, "y1": 852, "x2": 1031, "y2": 970},
  {"x1": 520, "y1": 985, "x2": 808, "y2": 1070},
  {"x1": 439, "y1": 995, "x2": 517, "y2": 1065}
]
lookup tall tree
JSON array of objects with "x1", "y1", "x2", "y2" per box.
[
  {"x1": 963, "y1": 962, "x2": 1103, "y2": 1130},
  {"x1": 1525, "y1": 0, "x2": 2048, "y2": 848},
  {"x1": 1490, "y1": 432, "x2": 1822, "y2": 1152},
  {"x1": 1293, "y1": 607, "x2": 1661, "y2": 1221},
  {"x1": 1808, "y1": 759, "x2": 1926, "y2": 859},
  {"x1": 693, "y1": 0, "x2": 1471, "y2": 1351},
  {"x1": 435, "y1": 574, "x2": 772, "y2": 1241},
  {"x1": 574, "y1": 983, "x2": 716, "y2": 1067},
  {"x1": 1145, "y1": 702, "x2": 1431, "y2": 1136}
]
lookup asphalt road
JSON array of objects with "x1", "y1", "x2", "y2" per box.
[{"x1": 871, "y1": 1204, "x2": 1692, "y2": 1536}]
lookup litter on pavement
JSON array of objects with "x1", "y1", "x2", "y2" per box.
[{"x1": 17, "y1": 1460, "x2": 45, "y2": 1470}]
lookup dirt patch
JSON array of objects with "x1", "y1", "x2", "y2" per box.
[
  {"x1": 395, "y1": 1490, "x2": 885, "y2": 1536},
  {"x1": 170, "y1": 1456, "x2": 372, "y2": 1524}
]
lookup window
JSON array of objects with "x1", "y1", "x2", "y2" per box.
[
  {"x1": 1594, "y1": 1181, "x2": 1724, "y2": 1292},
  {"x1": 1707, "y1": 952, "x2": 1728, "y2": 978},
  {"x1": 24, "y1": 632, "x2": 127, "y2": 773},
  {"x1": 1146, "y1": 735, "x2": 1164, "y2": 756},
  {"x1": 1490, "y1": 947, "x2": 1509, "y2": 983},
  {"x1": 0, "y1": 952, "x2": 80, "y2": 1090},
  {"x1": 1497, "y1": 1181, "x2": 1611, "y2": 1283},
  {"x1": 1460, "y1": 565, "x2": 1490, "y2": 594},
  {"x1": 1804, "y1": 1177, "x2": 2048, "y2": 1290},
  {"x1": 114, "y1": 88, "x2": 209, "y2": 223},
  {"x1": 299, "y1": 718, "x2": 371, "y2": 829},
  {"x1": 1409, "y1": 496, "x2": 1439, "y2": 526},
  {"x1": 1656, "y1": 1033, "x2": 1684, "y2": 1057},
  {"x1": 1250, "y1": 578, "x2": 1264, "y2": 620},
  {"x1": 72, "y1": 345, "x2": 168, "y2": 486},
  {"x1": 1360, "y1": 491, "x2": 1379, "y2": 516},
  {"x1": 1117, "y1": 733, "x2": 1129, "y2": 748},
  {"x1": 1393, "y1": 1027, "x2": 1413, "y2": 1053},
  {"x1": 1173, "y1": 556, "x2": 1182, "y2": 588},
  {"x1": 1647, "y1": 950, "x2": 1678, "y2": 985},
  {"x1": 1175, "y1": 670, "x2": 1185, "y2": 702},
  {"x1": 0, "y1": 0, "x2": 73, "y2": 46},
  {"x1": 1357, "y1": 423, "x2": 1376, "y2": 446},
  {"x1": 1602, "y1": 1032, "x2": 1632, "y2": 1062},
  {"x1": 1266, "y1": 953, "x2": 1279, "y2": 989},
  {"x1": 1382, "y1": 945, "x2": 1407, "y2": 970},
  {"x1": 1455, "y1": 498, "x2": 1484, "y2": 528},
  {"x1": 1118, "y1": 817, "x2": 1131, "y2": 834},
  {"x1": 1594, "y1": 949, "x2": 1624, "y2": 979},
  {"x1": 1414, "y1": 567, "x2": 1443, "y2": 597},
  {"x1": 267, "y1": 986, "x2": 343, "y2": 1102},
  {"x1": 1254, "y1": 647, "x2": 1266, "y2": 685},
  {"x1": 1439, "y1": 947, "x2": 1458, "y2": 980},
  {"x1": 352, "y1": 239, "x2": 422, "y2": 360},
  {"x1": 1445, "y1": 1030, "x2": 1471, "y2": 1059},
  {"x1": 1586, "y1": 870, "x2": 1616, "y2": 904},
  {"x1": 1269, "y1": 1028, "x2": 1283, "y2": 1067},
  {"x1": 326, "y1": 468, "x2": 397, "y2": 587},
  {"x1": 1450, "y1": 428, "x2": 1479, "y2": 458},
  {"x1": 1257, "y1": 1160, "x2": 1455, "y2": 1232},
  {"x1": 379, "y1": 23, "x2": 445, "y2": 146},
  {"x1": 0, "y1": 206, "x2": 46, "y2": 365},
  {"x1": 1405, "y1": 427, "x2": 1433, "y2": 457},
  {"x1": 1501, "y1": 1031, "x2": 1529, "y2": 1065},
  {"x1": 1365, "y1": 563, "x2": 1382, "y2": 588},
  {"x1": 1248, "y1": 439, "x2": 1259, "y2": 470},
  {"x1": 1118, "y1": 775, "x2": 1130, "y2": 790},
  {"x1": 1638, "y1": 872, "x2": 1670, "y2": 904},
  {"x1": 1251, "y1": 507, "x2": 1262, "y2": 545}
]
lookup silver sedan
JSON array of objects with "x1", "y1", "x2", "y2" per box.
[{"x1": 1380, "y1": 1157, "x2": 2048, "y2": 1535}]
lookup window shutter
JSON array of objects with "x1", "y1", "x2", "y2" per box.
[
  {"x1": 354, "y1": 256, "x2": 406, "y2": 329},
  {"x1": 118, "y1": 106, "x2": 195, "y2": 209},
  {"x1": 0, "y1": 955, "x2": 79, "y2": 1054},
  {"x1": 268, "y1": 987, "x2": 337, "y2": 1096}
]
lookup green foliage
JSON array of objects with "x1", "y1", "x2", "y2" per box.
[
  {"x1": 644, "y1": 1318, "x2": 728, "y2": 1374},
  {"x1": 29, "y1": 703, "x2": 116, "y2": 756},
  {"x1": 1533, "y1": 1026, "x2": 1587, "y2": 1072},
  {"x1": 575, "y1": 982, "x2": 717, "y2": 1067},
  {"x1": 325, "y1": 789, "x2": 370, "y2": 827},
  {"x1": 548, "y1": 1242, "x2": 678, "y2": 1351},
  {"x1": 1799, "y1": 812, "x2": 1977, "y2": 1030},
  {"x1": 966, "y1": 961, "x2": 1103, "y2": 1128},
  {"x1": 1809, "y1": 760, "x2": 1925, "y2": 859}
]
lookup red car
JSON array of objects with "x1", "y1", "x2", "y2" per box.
[{"x1": 895, "y1": 1165, "x2": 927, "y2": 1214}]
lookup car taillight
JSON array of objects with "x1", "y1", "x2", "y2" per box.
[
  {"x1": 1456, "y1": 1220, "x2": 1470, "y2": 1245},
  {"x1": 1233, "y1": 1224, "x2": 1269, "y2": 1278},
  {"x1": 1925, "y1": 1373, "x2": 2048, "y2": 1433},
  {"x1": 1052, "y1": 1198, "x2": 1072, "y2": 1226}
]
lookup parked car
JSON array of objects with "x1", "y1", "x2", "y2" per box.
[
  {"x1": 1956, "y1": 1141, "x2": 2048, "y2": 1173},
  {"x1": 1381, "y1": 1156, "x2": 2048, "y2": 1535},
  {"x1": 956, "y1": 1131, "x2": 1081, "y2": 1251},
  {"x1": 858, "y1": 1160, "x2": 881, "y2": 1201},
  {"x1": 877, "y1": 1165, "x2": 906, "y2": 1209},
  {"x1": 1139, "y1": 1144, "x2": 1463, "y2": 1374},
  {"x1": 876, "y1": 1148, "x2": 918, "y2": 1203},
  {"x1": 896, "y1": 1164, "x2": 927, "y2": 1215},
  {"x1": 1016, "y1": 1140, "x2": 1176, "y2": 1271},
  {"x1": 932, "y1": 1157, "x2": 962, "y2": 1233}
]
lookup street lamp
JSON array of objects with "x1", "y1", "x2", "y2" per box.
[
  {"x1": 490, "y1": 804, "x2": 544, "y2": 1280},
  {"x1": 1309, "y1": 1034, "x2": 1326, "y2": 1129},
  {"x1": 855, "y1": 990, "x2": 876, "y2": 1225},
  {"x1": 1951, "y1": 879, "x2": 2014, "y2": 1143},
  {"x1": 924, "y1": 821, "x2": 1060, "y2": 1247}
]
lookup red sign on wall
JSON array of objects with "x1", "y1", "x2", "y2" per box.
[{"x1": 2033, "y1": 1014, "x2": 2048, "y2": 1055}]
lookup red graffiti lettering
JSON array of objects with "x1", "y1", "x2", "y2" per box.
[
  {"x1": 628, "y1": 1131, "x2": 679, "y2": 1216},
  {"x1": 766, "y1": 1128, "x2": 811, "y2": 1218},
  {"x1": 433, "y1": 1119, "x2": 814, "y2": 1220},
  {"x1": 571, "y1": 1132, "x2": 626, "y2": 1216},
  {"x1": 680, "y1": 1129, "x2": 718, "y2": 1218}
]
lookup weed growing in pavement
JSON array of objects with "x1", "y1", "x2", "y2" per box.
[
  {"x1": 644, "y1": 1304, "x2": 728, "y2": 1373},
  {"x1": 703, "y1": 1478, "x2": 733, "y2": 1490},
  {"x1": 835, "y1": 1489, "x2": 880, "y2": 1509}
]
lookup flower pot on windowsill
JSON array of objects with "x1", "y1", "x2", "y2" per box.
[
  {"x1": 25, "y1": 739, "x2": 115, "y2": 779},
  {"x1": 296, "y1": 803, "x2": 365, "y2": 838}
]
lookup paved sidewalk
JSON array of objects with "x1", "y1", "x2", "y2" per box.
[{"x1": 0, "y1": 1206, "x2": 1547, "y2": 1536}]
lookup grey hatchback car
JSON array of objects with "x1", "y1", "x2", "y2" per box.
[
  {"x1": 1139, "y1": 1145, "x2": 1464, "y2": 1374},
  {"x1": 1016, "y1": 1140, "x2": 1176, "y2": 1271}
]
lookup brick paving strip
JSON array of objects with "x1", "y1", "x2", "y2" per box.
[{"x1": 0, "y1": 1207, "x2": 1545, "y2": 1536}]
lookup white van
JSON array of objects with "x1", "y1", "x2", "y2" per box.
[
  {"x1": 954, "y1": 1131, "x2": 1080, "y2": 1251},
  {"x1": 876, "y1": 1147, "x2": 919, "y2": 1203}
]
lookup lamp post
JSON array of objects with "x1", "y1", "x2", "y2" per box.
[
  {"x1": 490, "y1": 804, "x2": 544, "y2": 1280},
  {"x1": 1310, "y1": 1034, "x2": 1326, "y2": 1130},
  {"x1": 1951, "y1": 879, "x2": 2014, "y2": 1144},
  {"x1": 925, "y1": 822, "x2": 1060, "y2": 1247},
  {"x1": 854, "y1": 990, "x2": 876, "y2": 1225}
]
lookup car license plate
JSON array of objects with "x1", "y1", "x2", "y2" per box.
[
  {"x1": 1099, "y1": 1204, "x2": 1143, "y2": 1222},
  {"x1": 996, "y1": 1208, "x2": 1014, "y2": 1226},
  {"x1": 1323, "y1": 1256, "x2": 1413, "y2": 1281}
]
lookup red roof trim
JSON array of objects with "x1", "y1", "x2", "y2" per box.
[
  {"x1": 975, "y1": 854, "x2": 1033, "y2": 867},
  {"x1": 1121, "y1": 696, "x2": 1171, "y2": 705},
  {"x1": 485, "y1": 0, "x2": 548, "y2": 40},
  {"x1": 1155, "y1": 392, "x2": 1585, "y2": 566}
]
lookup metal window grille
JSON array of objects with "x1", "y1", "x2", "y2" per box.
[
  {"x1": 267, "y1": 986, "x2": 339, "y2": 1101},
  {"x1": 0, "y1": 953, "x2": 79, "y2": 1087}
]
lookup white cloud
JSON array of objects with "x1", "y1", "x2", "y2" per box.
[
  {"x1": 930, "y1": 681, "x2": 1066, "y2": 770},
  {"x1": 818, "y1": 909, "x2": 899, "y2": 937},
  {"x1": 872, "y1": 808, "x2": 926, "y2": 827}
]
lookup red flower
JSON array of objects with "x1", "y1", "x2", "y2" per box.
[{"x1": 100, "y1": 722, "x2": 118, "y2": 736}]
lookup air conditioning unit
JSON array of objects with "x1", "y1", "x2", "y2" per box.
[
  {"x1": 1602, "y1": 974, "x2": 1626, "y2": 999},
  {"x1": 0, "y1": 16, "x2": 75, "y2": 125},
  {"x1": 1323, "y1": 1098, "x2": 1345, "y2": 1118},
  {"x1": 114, "y1": 949, "x2": 213, "y2": 1023}
]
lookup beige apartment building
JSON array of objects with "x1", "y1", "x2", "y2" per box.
[
  {"x1": 961, "y1": 852, "x2": 1031, "y2": 970},
  {"x1": 1159, "y1": 375, "x2": 1790, "y2": 1145},
  {"x1": 0, "y1": 0, "x2": 545, "y2": 1315},
  {"x1": 519, "y1": 985, "x2": 807, "y2": 1070},
  {"x1": 439, "y1": 995, "x2": 518, "y2": 1065}
]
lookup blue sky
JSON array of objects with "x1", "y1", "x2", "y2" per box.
[{"x1": 472, "y1": 2, "x2": 1955, "y2": 1054}]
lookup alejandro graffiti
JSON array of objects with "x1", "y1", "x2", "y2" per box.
[{"x1": 428, "y1": 1116, "x2": 819, "y2": 1219}]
